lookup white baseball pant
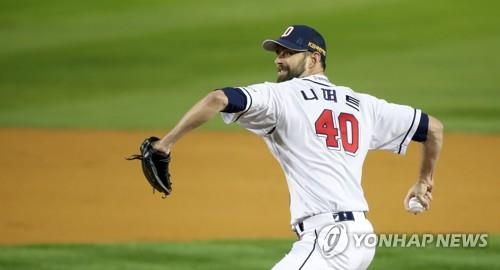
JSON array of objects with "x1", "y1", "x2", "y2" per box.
[{"x1": 272, "y1": 212, "x2": 376, "y2": 270}]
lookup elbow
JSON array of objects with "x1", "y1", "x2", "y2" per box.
[
  {"x1": 205, "y1": 90, "x2": 228, "y2": 111},
  {"x1": 428, "y1": 115, "x2": 444, "y2": 140}
]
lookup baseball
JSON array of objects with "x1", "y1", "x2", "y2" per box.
[{"x1": 408, "y1": 197, "x2": 425, "y2": 214}]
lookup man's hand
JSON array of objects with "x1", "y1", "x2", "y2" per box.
[
  {"x1": 404, "y1": 180, "x2": 433, "y2": 211},
  {"x1": 153, "y1": 140, "x2": 171, "y2": 155},
  {"x1": 127, "y1": 137, "x2": 173, "y2": 198}
]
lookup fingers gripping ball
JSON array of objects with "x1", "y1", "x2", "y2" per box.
[
  {"x1": 408, "y1": 197, "x2": 425, "y2": 214},
  {"x1": 127, "y1": 137, "x2": 172, "y2": 198}
]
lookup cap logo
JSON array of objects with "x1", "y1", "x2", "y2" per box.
[
  {"x1": 281, "y1": 26, "x2": 294, "y2": 37},
  {"x1": 308, "y1": 41, "x2": 326, "y2": 56}
]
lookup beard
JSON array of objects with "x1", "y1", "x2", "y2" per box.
[{"x1": 276, "y1": 60, "x2": 307, "y2": 82}]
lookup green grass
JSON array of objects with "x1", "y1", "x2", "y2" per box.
[
  {"x1": 0, "y1": 236, "x2": 498, "y2": 270},
  {"x1": 1, "y1": 0, "x2": 499, "y2": 131}
]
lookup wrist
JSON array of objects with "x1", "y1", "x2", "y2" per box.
[
  {"x1": 156, "y1": 138, "x2": 172, "y2": 154},
  {"x1": 417, "y1": 176, "x2": 432, "y2": 184},
  {"x1": 415, "y1": 177, "x2": 433, "y2": 192}
]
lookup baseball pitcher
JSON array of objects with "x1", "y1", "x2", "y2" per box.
[{"x1": 130, "y1": 25, "x2": 444, "y2": 269}]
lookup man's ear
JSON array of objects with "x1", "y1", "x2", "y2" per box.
[
  {"x1": 314, "y1": 52, "x2": 322, "y2": 65},
  {"x1": 307, "y1": 52, "x2": 321, "y2": 69},
  {"x1": 305, "y1": 53, "x2": 315, "y2": 69}
]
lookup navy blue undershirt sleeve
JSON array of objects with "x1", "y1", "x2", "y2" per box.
[
  {"x1": 412, "y1": 113, "x2": 429, "y2": 142},
  {"x1": 221, "y1": 87, "x2": 247, "y2": 113}
]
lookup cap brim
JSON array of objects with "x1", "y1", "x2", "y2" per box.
[{"x1": 262, "y1": 39, "x2": 308, "y2": 53}]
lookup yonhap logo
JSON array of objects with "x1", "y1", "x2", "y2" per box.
[{"x1": 317, "y1": 223, "x2": 349, "y2": 258}]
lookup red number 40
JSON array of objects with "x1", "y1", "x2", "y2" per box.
[{"x1": 315, "y1": 109, "x2": 359, "y2": 154}]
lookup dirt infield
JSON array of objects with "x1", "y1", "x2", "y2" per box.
[{"x1": 0, "y1": 128, "x2": 499, "y2": 244}]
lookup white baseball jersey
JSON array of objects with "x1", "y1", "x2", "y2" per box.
[{"x1": 221, "y1": 74, "x2": 422, "y2": 225}]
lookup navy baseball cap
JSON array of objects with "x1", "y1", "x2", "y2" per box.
[{"x1": 262, "y1": 25, "x2": 327, "y2": 57}]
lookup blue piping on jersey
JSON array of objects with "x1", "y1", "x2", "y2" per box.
[
  {"x1": 398, "y1": 109, "x2": 417, "y2": 154},
  {"x1": 234, "y1": 87, "x2": 252, "y2": 122},
  {"x1": 302, "y1": 78, "x2": 331, "y2": 87}
]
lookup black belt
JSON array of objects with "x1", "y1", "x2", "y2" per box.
[{"x1": 297, "y1": 211, "x2": 355, "y2": 232}]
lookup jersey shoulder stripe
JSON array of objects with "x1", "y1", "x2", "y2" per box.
[
  {"x1": 234, "y1": 87, "x2": 253, "y2": 122},
  {"x1": 397, "y1": 108, "x2": 417, "y2": 154},
  {"x1": 220, "y1": 87, "x2": 253, "y2": 124}
]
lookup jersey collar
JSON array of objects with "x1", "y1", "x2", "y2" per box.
[{"x1": 302, "y1": 74, "x2": 335, "y2": 86}]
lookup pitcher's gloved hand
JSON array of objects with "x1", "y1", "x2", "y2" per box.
[{"x1": 127, "y1": 137, "x2": 172, "y2": 198}]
